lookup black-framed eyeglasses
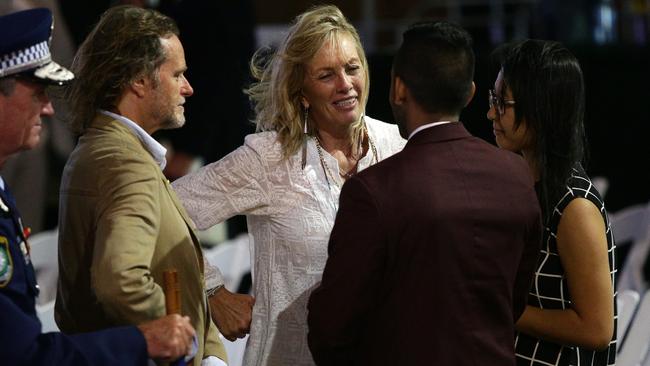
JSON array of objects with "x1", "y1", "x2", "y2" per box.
[{"x1": 488, "y1": 89, "x2": 516, "y2": 115}]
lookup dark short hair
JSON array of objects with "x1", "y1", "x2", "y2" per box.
[
  {"x1": 393, "y1": 21, "x2": 475, "y2": 115},
  {"x1": 497, "y1": 39, "x2": 586, "y2": 217},
  {"x1": 66, "y1": 5, "x2": 178, "y2": 133}
]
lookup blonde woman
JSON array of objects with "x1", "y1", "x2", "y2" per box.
[{"x1": 173, "y1": 5, "x2": 405, "y2": 366}]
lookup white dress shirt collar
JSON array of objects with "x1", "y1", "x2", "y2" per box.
[
  {"x1": 100, "y1": 110, "x2": 167, "y2": 170},
  {"x1": 408, "y1": 120, "x2": 456, "y2": 140}
]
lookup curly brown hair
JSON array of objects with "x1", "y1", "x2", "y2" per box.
[{"x1": 66, "y1": 5, "x2": 178, "y2": 134}]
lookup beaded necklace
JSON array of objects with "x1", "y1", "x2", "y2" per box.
[{"x1": 313, "y1": 125, "x2": 378, "y2": 189}]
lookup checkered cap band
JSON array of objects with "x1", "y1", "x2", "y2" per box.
[{"x1": 0, "y1": 40, "x2": 51, "y2": 78}]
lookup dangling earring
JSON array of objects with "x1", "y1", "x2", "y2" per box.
[
  {"x1": 303, "y1": 106, "x2": 309, "y2": 134},
  {"x1": 301, "y1": 106, "x2": 309, "y2": 170}
]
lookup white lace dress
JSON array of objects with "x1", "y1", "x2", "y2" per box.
[{"x1": 173, "y1": 116, "x2": 405, "y2": 366}]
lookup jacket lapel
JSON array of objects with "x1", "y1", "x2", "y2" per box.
[
  {"x1": 91, "y1": 114, "x2": 205, "y2": 271},
  {"x1": 161, "y1": 177, "x2": 204, "y2": 272}
]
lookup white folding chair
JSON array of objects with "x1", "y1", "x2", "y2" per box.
[
  {"x1": 610, "y1": 202, "x2": 650, "y2": 293},
  {"x1": 206, "y1": 234, "x2": 252, "y2": 366},
  {"x1": 28, "y1": 229, "x2": 59, "y2": 305},
  {"x1": 36, "y1": 300, "x2": 59, "y2": 332},
  {"x1": 220, "y1": 334, "x2": 248, "y2": 366},
  {"x1": 591, "y1": 176, "x2": 609, "y2": 199},
  {"x1": 617, "y1": 290, "x2": 650, "y2": 366},
  {"x1": 617, "y1": 289, "x2": 640, "y2": 350},
  {"x1": 204, "y1": 233, "x2": 251, "y2": 292}
]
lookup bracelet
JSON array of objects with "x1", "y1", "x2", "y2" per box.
[{"x1": 206, "y1": 284, "x2": 224, "y2": 298}]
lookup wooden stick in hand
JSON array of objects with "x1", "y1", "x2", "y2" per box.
[
  {"x1": 164, "y1": 269, "x2": 185, "y2": 366},
  {"x1": 164, "y1": 269, "x2": 181, "y2": 314}
]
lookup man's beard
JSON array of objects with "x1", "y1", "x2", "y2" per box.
[{"x1": 159, "y1": 110, "x2": 185, "y2": 130}]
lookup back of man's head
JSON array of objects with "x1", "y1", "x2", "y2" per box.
[
  {"x1": 67, "y1": 5, "x2": 178, "y2": 134},
  {"x1": 393, "y1": 21, "x2": 475, "y2": 116}
]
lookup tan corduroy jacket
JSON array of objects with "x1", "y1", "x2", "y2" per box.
[{"x1": 55, "y1": 114, "x2": 226, "y2": 364}]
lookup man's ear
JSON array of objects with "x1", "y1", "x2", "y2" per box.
[
  {"x1": 464, "y1": 81, "x2": 476, "y2": 107},
  {"x1": 130, "y1": 76, "x2": 149, "y2": 98},
  {"x1": 390, "y1": 75, "x2": 407, "y2": 106}
]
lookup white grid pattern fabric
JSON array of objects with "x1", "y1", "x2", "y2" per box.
[
  {"x1": 0, "y1": 40, "x2": 50, "y2": 77},
  {"x1": 515, "y1": 166, "x2": 617, "y2": 366}
]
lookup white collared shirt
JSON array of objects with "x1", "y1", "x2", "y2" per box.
[
  {"x1": 99, "y1": 110, "x2": 167, "y2": 170},
  {"x1": 408, "y1": 120, "x2": 456, "y2": 140},
  {"x1": 0, "y1": 176, "x2": 4, "y2": 191}
]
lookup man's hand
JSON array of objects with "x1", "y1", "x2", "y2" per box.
[
  {"x1": 209, "y1": 286, "x2": 255, "y2": 341},
  {"x1": 137, "y1": 314, "x2": 195, "y2": 361}
]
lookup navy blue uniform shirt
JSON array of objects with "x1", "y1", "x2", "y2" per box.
[
  {"x1": 0, "y1": 183, "x2": 39, "y2": 318},
  {"x1": 0, "y1": 181, "x2": 149, "y2": 366}
]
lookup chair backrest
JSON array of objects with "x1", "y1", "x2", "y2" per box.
[
  {"x1": 617, "y1": 289, "x2": 641, "y2": 350},
  {"x1": 611, "y1": 204, "x2": 649, "y2": 244},
  {"x1": 591, "y1": 176, "x2": 609, "y2": 199},
  {"x1": 617, "y1": 290, "x2": 650, "y2": 366},
  {"x1": 221, "y1": 334, "x2": 248, "y2": 366},
  {"x1": 28, "y1": 229, "x2": 59, "y2": 305},
  {"x1": 645, "y1": 346, "x2": 650, "y2": 366},
  {"x1": 610, "y1": 202, "x2": 650, "y2": 293},
  {"x1": 36, "y1": 300, "x2": 59, "y2": 333},
  {"x1": 204, "y1": 233, "x2": 251, "y2": 291}
]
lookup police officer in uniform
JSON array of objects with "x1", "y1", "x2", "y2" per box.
[{"x1": 0, "y1": 8, "x2": 196, "y2": 365}]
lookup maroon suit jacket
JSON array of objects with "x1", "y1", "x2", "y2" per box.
[{"x1": 307, "y1": 123, "x2": 541, "y2": 366}]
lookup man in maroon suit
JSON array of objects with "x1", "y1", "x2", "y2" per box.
[{"x1": 307, "y1": 21, "x2": 542, "y2": 366}]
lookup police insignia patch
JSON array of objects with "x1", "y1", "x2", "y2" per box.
[{"x1": 0, "y1": 236, "x2": 14, "y2": 287}]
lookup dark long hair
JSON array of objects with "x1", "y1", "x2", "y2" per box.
[{"x1": 498, "y1": 39, "x2": 586, "y2": 218}]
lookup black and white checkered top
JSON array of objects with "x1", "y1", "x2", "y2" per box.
[{"x1": 515, "y1": 166, "x2": 617, "y2": 366}]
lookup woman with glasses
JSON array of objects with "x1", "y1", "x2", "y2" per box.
[{"x1": 487, "y1": 39, "x2": 616, "y2": 366}]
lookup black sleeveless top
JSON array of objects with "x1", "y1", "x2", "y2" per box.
[{"x1": 515, "y1": 166, "x2": 617, "y2": 366}]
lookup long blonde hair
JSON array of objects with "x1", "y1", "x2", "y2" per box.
[{"x1": 246, "y1": 5, "x2": 370, "y2": 158}]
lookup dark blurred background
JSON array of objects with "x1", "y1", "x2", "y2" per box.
[{"x1": 2, "y1": 0, "x2": 649, "y2": 236}]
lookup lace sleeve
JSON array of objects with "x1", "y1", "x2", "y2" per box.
[
  {"x1": 173, "y1": 141, "x2": 273, "y2": 230},
  {"x1": 203, "y1": 255, "x2": 224, "y2": 289}
]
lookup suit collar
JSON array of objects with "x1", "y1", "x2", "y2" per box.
[
  {"x1": 88, "y1": 112, "x2": 123, "y2": 129},
  {"x1": 92, "y1": 111, "x2": 167, "y2": 170},
  {"x1": 408, "y1": 120, "x2": 456, "y2": 140},
  {"x1": 87, "y1": 114, "x2": 147, "y2": 156},
  {"x1": 405, "y1": 122, "x2": 471, "y2": 147},
  {"x1": 86, "y1": 113, "x2": 141, "y2": 147}
]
